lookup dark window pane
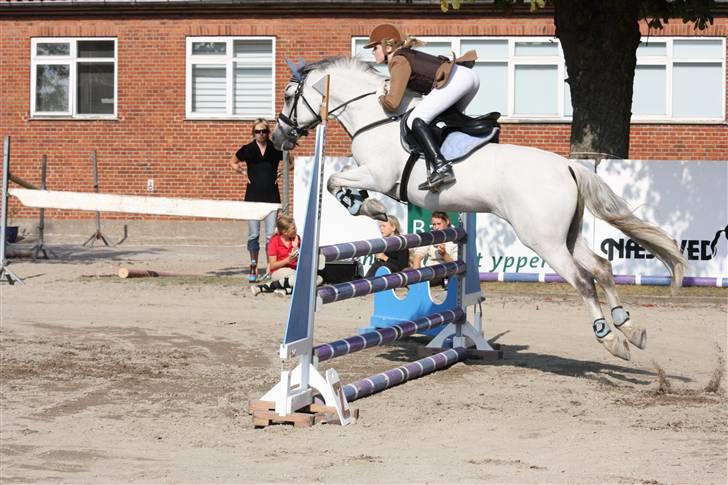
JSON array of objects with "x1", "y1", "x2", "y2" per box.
[
  {"x1": 37, "y1": 43, "x2": 70, "y2": 56},
  {"x1": 36, "y1": 64, "x2": 69, "y2": 112},
  {"x1": 77, "y1": 63, "x2": 115, "y2": 114},
  {"x1": 78, "y1": 40, "x2": 114, "y2": 58}
]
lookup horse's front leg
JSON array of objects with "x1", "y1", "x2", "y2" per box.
[{"x1": 327, "y1": 166, "x2": 388, "y2": 221}]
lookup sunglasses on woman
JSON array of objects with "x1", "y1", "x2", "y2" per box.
[{"x1": 254, "y1": 129, "x2": 269, "y2": 134}]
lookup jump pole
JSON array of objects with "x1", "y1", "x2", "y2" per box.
[
  {"x1": 83, "y1": 150, "x2": 111, "y2": 247},
  {"x1": 1, "y1": 136, "x2": 23, "y2": 284},
  {"x1": 9, "y1": 188, "x2": 279, "y2": 221},
  {"x1": 31, "y1": 154, "x2": 54, "y2": 260}
]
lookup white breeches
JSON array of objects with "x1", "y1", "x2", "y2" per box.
[{"x1": 406, "y1": 64, "x2": 481, "y2": 129}]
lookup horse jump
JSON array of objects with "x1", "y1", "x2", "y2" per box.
[
  {"x1": 253, "y1": 95, "x2": 493, "y2": 426},
  {"x1": 254, "y1": 224, "x2": 490, "y2": 426}
]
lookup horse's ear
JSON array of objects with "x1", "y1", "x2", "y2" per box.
[{"x1": 285, "y1": 57, "x2": 306, "y2": 82}]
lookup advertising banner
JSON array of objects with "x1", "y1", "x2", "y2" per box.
[{"x1": 592, "y1": 159, "x2": 727, "y2": 278}]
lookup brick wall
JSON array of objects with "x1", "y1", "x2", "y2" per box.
[{"x1": 1, "y1": 12, "x2": 726, "y2": 219}]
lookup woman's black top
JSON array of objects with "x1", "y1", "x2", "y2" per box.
[
  {"x1": 235, "y1": 140, "x2": 283, "y2": 203},
  {"x1": 365, "y1": 248, "x2": 410, "y2": 277}
]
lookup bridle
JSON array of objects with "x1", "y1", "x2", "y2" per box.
[{"x1": 277, "y1": 72, "x2": 402, "y2": 142}]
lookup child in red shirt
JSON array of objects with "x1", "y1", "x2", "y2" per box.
[
  {"x1": 252, "y1": 215, "x2": 317, "y2": 296},
  {"x1": 267, "y1": 215, "x2": 300, "y2": 273}
]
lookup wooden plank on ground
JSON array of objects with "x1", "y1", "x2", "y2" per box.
[
  {"x1": 248, "y1": 400, "x2": 359, "y2": 428},
  {"x1": 9, "y1": 188, "x2": 279, "y2": 221}
]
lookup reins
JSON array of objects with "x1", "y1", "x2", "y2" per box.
[{"x1": 278, "y1": 72, "x2": 402, "y2": 141}]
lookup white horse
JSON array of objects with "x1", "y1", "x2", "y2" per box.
[{"x1": 272, "y1": 57, "x2": 687, "y2": 361}]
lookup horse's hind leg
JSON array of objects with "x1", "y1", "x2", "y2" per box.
[
  {"x1": 535, "y1": 243, "x2": 631, "y2": 360},
  {"x1": 573, "y1": 238, "x2": 646, "y2": 349}
]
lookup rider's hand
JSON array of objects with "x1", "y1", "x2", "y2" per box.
[{"x1": 376, "y1": 80, "x2": 389, "y2": 99}]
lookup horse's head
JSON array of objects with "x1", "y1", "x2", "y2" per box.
[
  {"x1": 272, "y1": 58, "x2": 326, "y2": 151},
  {"x1": 273, "y1": 56, "x2": 386, "y2": 151}
]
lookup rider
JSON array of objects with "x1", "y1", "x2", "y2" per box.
[{"x1": 365, "y1": 23, "x2": 479, "y2": 191}]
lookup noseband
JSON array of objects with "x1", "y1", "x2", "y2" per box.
[{"x1": 277, "y1": 78, "x2": 322, "y2": 139}]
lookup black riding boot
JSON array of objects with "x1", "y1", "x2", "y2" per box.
[{"x1": 411, "y1": 118, "x2": 455, "y2": 191}]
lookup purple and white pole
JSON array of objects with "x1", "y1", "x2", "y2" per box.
[
  {"x1": 343, "y1": 347, "x2": 468, "y2": 402},
  {"x1": 314, "y1": 308, "x2": 465, "y2": 362},
  {"x1": 319, "y1": 227, "x2": 466, "y2": 262},
  {"x1": 317, "y1": 261, "x2": 466, "y2": 304}
]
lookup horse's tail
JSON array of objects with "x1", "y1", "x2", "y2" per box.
[{"x1": 570, "y1": 163, "x2": 687, "y2": 291}]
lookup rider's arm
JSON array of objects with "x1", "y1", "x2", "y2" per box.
[{"x1": 379, "y1": 56, "x2": 411, "y2": 112}]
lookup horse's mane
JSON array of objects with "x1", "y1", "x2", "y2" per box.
[{"x1": 301, "y1": 56, "x2": 382, "y2": 81}]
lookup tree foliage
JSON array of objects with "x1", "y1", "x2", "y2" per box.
[{"x1": 438, "y1": 0, "x2": 716, "y2": 30}]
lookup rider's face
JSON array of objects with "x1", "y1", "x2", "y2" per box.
[{"x1": 373, "y1": 44, "x2": 387, "y2": 64}]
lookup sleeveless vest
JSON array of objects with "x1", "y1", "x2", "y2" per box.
[{"x1": 393, "y1": 48, "x2": 449, "y2": 95}]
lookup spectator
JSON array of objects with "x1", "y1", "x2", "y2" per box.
[
  {"x1": 251, "y1": 215, "x2": 320, "y2": 295},
  {"x1": 412, "y1": 211, "x2": 458, "y2": 269},
  {"x1": 365, "y1": 215, "x2": 410, "y2": 277},
  {"x1": 231, "y1": 118, "x2": 283, "y2": 282}
]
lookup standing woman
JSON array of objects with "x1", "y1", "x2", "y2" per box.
[
  {"x1": 230, "y1": 118, "x2": 284, "y2": 282},
  {"x1": 365, "y1": 24, "x2": 479, "y2": 191}
]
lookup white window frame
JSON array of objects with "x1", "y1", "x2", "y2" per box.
[
  {"x1": 185, "y1": 36, "x2": 276, "y2": 120},
  {"x1": 30, "y1": 37, "x2": 118, "y2": 119},
  {"x1": 633, "y1": 37, "x2": 725, "y2": 122},
  {"x1": 353, "y1": 35, "x2": 726, "y2": 123}
]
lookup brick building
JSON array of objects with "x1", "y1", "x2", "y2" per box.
[{"x1": 1, "y1": 0, "x2": 726, "y2": 220}]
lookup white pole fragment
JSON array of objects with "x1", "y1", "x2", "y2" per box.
[{"x1": 9, "y1": 188, "x2": 280, "y2": 221}]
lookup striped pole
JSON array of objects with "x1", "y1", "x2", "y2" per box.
[
  {"x1": 320, "y1": 227, "x2": 466, "y2": 262},
  {"x1": 318, "y1": 261, "x2": 465, "y2": 304},
  {"x1": 343, "y1": 347, "x2": 467, "y2": 402},
  {"x1": 314, "y1": 308, "x2": 465, "y2": 362}
]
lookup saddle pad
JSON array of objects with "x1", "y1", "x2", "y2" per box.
[{"x1": 441, "y1": 129, "x2": 499, "y2": 163}]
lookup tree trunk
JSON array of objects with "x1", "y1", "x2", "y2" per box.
[{"x1": 554, "y1": 0, "x2": 641, "y2": 159}]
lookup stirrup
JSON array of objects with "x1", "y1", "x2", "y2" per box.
[{"x1": 418, "y1": 166, "x2": 455, "y2": 192}]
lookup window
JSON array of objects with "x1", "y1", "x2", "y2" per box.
[
  {"x1": 353, "y1": 36, "x2": 726, "y2": 122},
  {"x1": 634, "y1": 38, "x2": 725, "y2": 120},
  {"x1": 354, "y1": 36, "x2": 570, "y2": 121},
  {"x1": 186, "y1": 37, "x2": 275, "y2": 119},
  {"x1": 31, "y1": 38, "x2": 117, "y2": 118}
]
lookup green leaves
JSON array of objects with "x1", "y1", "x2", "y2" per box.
[
  {"x1": 530, "y1": 0, "x2": 546, "y2": 12},
  {"x1": 432, "y1": 0, "x2": 713, "y2": 30}
]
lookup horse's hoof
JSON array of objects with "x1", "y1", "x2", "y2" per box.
[
  {"x1": 616, "y1": 320, "x2": 647, "y2": 349},
  {"x1": 360, "y1": 199, "x2": 387, "y2": 221},
  {"x1": 597, "y1": 331, "x2": 631, "y2": 361}
]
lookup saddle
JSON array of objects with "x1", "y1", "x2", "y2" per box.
[
  {"x1": 400, "y1": 107, "x2": 501, "y2": 163},
  {"x1": 397, "y1": 108, "x2": 500, "y2": 202}
]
